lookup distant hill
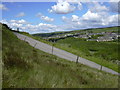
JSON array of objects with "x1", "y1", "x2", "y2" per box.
[
  {"x1": 33, "y1": 26, "x2": 119, "y2": 38},
  {"x1": 33, "y1": 31, "x2": 70, "y2": 37}
]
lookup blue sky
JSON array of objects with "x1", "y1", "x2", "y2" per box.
[
  {"x1": 2, "y1": 2, "x2": 88, "y2": 25},
  {"x1": 0, "y1": 1, "x2": 119, "y2": 34}
]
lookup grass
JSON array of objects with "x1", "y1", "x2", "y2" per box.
[
  {"x1": 22, "y1": 31, "x2": 119, "y2": 73},
  {"x1": 70, "y1": 26, "x2": 119, "y2": 34},
  {"x1": 2, "y1": 24, "x2": 119, "y2": 88},
  {"x1": 54, "y1": 37, "x2": 119, "y2": 72}
]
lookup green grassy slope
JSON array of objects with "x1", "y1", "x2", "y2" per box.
[
  {"x1": 73, "y1": 26, "x2": 119, "y2": 33},
  {"x1": 54, "y1": 37, "x2": 119, "y2": 72},
  {"x1": 2, "y1": 24, "x2": 119, "y2": 88},
  {"x1": 30, "y1": 26, "x2": 119, "y2": 72}
]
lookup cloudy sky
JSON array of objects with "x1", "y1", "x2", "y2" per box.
[{"x1": 0, "y1": 1, "x2": 119, "y2": 34}]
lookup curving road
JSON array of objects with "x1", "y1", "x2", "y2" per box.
[{"x1": 14, "y1": 32, "x2": 119, "y2": 75}]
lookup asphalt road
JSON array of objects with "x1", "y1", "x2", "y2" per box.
[{"x1": 14, "y1": 32, "x2": 119, "y2": 75}]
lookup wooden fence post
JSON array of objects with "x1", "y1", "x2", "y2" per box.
[
  {"x1": 76, "y1": 56, "x2": 79, "y2": 63},
  {"x1": 34, "y1": 43, "x2": 37, "y2": 48},
  {"x1": 24, "y1": 37, "x2": 26, "y2": 41},
  {"x1": 52, "y1": 40, "x2": 55, "y2": 54},
  {"x1": 100, "y1": 65, "x2": 102, "y2": 70},
  {"x1": 52, "y1": 44, "x2": 54, "y2": 54}
]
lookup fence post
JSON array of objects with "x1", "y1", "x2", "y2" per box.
[
  {"x1": 76, "y1": 56, "x2": 79, "y2": 63},
  {"x1": 52, "y1": 40, "x2": 55, "y2": 54},
  {"x1": 24, "y1": 37, "x2": 26, "y2": 41},
  {"x1": 34, "y1": 43, "x2": 37, "y2": 48},
  {"x1": 52, "y1": 44, "x2": 54, "y2": 54},
  {"x1": 100, "y1": 65, "x2": 102, "y2": 70}
]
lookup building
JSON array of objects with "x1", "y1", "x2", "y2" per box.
[{"x1": 97, "y1": 36, "x2": 113, "y2": 42}]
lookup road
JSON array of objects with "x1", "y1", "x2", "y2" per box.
[{"x1": 14, "y1": 32, "x2": 119, "y2": 75}]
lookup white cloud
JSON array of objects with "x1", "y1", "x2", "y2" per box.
[
  {"x1": 48, "y1": 9, "x2": 53, "y2": 13},
  {"x1": 49, "y1": 1, "x2": 76, "y2": 14},
  {"x1": 89, "y1": 2, "x2": 108, "y2": 13},
  {"x1": 41, "y1": 16, "x2": 54, "y2": 22},
  {"x1": 0, "y1": 4, "x2": 8, "y2": 10},
  {"x1": 82, "y1": 10, "x2": 101, "y2": 21},
  {"x1": 107, "y1": 14, "x2": 118, "y2": 24},
  {"x1": 24, "y1": 23, "x2": 58, "y2": 33},
  {"x1": 0, "y1": 19, "x2": 58, "y2": 33},
  {"x1": 10, "y1": 19, "x2": 28, "y2": 24},
  {"x1": 62, "y1": 16, "x2": 67, "y2": 20},
  {"x1": 36, "y1": 13, "x2": 54, "y2": 22},
  {"x1": 0, "y1": 12, "x2": 119, "y2": 34},
  {"x1": 18, "y1": 19, "x2": 27, "y2": 24},
  {"x1": 10, "y1": 23, "x2": 23, "y2": 28},
  {"x1": 102, "y1": 14, "x2": 118, "y2": 26},
  {"x1": 1, "y1": 19, "x2": 28, "y2": 31},
  {"x1": 62, "y1": 16, "x2": 69, "y2": 22},
  {"x1": 48, "y1": 1, "x2": 83, "y2": 14},
  {"x1": 16, "y1": 12, "x2": 25, "y2": 17},
  {"x1": 72, "y1": 15, "x2": 79, "y2": 22},
  {"x1": 62, "y1": 15, "x2": 80, "y2": 22},
  {"x1": 38, "y1": 23, "x2": 57, "y2": 31},
  {"x1": 77, "y1": 2, "x2": 82, "y2": 10},
  {"x1": 0, "y1": 20, "x2": 8, "y2": 24},
  {"x1": 61, "y1": 8, "x2": 119, "y2": 30}
]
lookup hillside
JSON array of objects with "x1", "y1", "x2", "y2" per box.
[
  {"x1": 29, "y1": 26, "x2": 120, "y2": 72},
  {"x1": 33, "y1": 26, "x2": 119, "y2": 38},
  {"x1": 54, "y1": 37, "x2": 119, "y2": 72},
  {"x1": 2, "y1": 24, "x2": 119, "y2": 88}
]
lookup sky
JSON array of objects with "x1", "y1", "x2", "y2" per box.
[{"x1": 0, "y1": 1, "x2": 119, "y2": 34}]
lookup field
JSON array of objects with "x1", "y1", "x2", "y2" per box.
[
  {"x1": 54, "y1": 37, "x2": 119, "y2": 72},
  {"x1": 2, "y1": 24, "x2": 119, "y2": 88}
]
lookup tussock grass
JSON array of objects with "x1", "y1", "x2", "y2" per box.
[
  {"x1": 2, "y1": 24, "x2": 119, "y2": 88},
  {"x1": 4, "y1": 47, "x2": 32, "y2": 69}
]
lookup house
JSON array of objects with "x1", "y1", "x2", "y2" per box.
[
  {"x1": 97, "y1": 36, "x2": 113, "y2": 42},
  {"x1": 78, "y1": 35, "x2": 89, "y2": 39}
]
